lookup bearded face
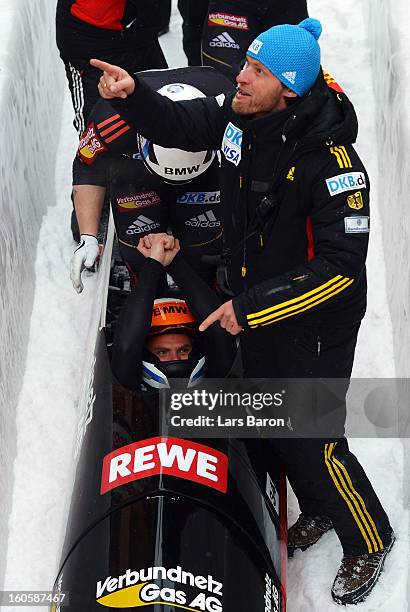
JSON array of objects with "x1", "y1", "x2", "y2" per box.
[{"x1": 232, "y1": 56, "x2": 297, "y2": 117}]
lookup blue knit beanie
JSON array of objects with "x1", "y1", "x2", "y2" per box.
[{"x1": 246, "y1": 18, "x2": 322, "y2": 97}]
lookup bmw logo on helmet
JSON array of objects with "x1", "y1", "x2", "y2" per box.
[
  {"x1": 142, "y1": 298, "x2": 206, "y2": 389},
  {"x1": 138, "y1": 83, "x2": 216, "y2": 184}
]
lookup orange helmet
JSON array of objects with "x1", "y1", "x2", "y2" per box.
[
  {"x1": 143, "y1": 298, "x2": 205, "y2": 389},
  {"x1": 149, "y1": 298, "x2": 197, "y2": 336}
]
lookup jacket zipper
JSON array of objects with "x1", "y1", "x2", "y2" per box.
[{"x1": 241, "y1": 139, "x2": 253, "y2": 281}]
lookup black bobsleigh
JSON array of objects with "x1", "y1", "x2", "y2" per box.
[{"x1": 51, "y1": 218, "x2": 287, "y2": 612}]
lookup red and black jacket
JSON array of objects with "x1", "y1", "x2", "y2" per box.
[
  {"x1": 56, "y1": 0, "x2": 160, "y2": 34},
  {"x1": 108, "y1": 70, "x2": 369, "y2": 330}
]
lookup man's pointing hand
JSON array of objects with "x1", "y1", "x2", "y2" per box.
[
  {"x1": 90, "y1": 58, "x2": 136, "y2": 99},
  {"x1": 199, "y1": 300, "x2": 243, "y2": 336}
]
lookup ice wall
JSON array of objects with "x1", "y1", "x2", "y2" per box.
[
  {"x1": 364, "y1": 1, "x2": 410, "y2": 602},
  {"x1": 0, "y1": 0, "x2": 64, "y2": 587},
  {"x1": 363, "y1": 0, "x2": 410, "y2": 377}
]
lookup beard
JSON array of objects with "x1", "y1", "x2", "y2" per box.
[
  {"x1": 231, "y1": 87, "x2": 288, "y2": 117},
  {"x1": 231, "y1": 95, "x2": 250, "y2": 115}
]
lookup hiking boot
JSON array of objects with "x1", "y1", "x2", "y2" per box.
[
  {"x1": 288, "y1": 514, "x2": 333, "y2": 556},
  {"x1": 331, "y1": 532, "x2": 395, "y2": 605}
]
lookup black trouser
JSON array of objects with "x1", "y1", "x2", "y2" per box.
[
  {"x1": 158, "y1": 0, "x2": 172, "y2": 33},
  {"x1": 241, "y1": 321, "x2": 392, "y2": 555},
  {"x1": 56, "y1": 25, "x2": 168, "y2": 135},
  {"x1": 202, "y1": 0, "x2": 308, "y2": 81},
  {"x1": 177, "y1": 0, "x2": 210, "y2": 66}
]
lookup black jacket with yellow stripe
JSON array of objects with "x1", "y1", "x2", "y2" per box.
[{"x1": 111, "y1": 68, "x2": 369, "y2": 329}]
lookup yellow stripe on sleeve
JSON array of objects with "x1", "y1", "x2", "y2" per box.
[
  {"x1": 330, "y1": 146, "x2": 352, "y2": 169},
  {"x1": 247, "y1": 276, "x2": 353, "y2": 327},
  {"x1": 335, "y1": 146, "x2": 352, "y2": 168},
  {"x1": 247, "y1": 276, "x2": 345, "y2": 321},
  {"x1": 330, "y1": 146, "x2": 345, "y2": 168},
  {"x1": 253, "y1": 279, "x2": 354, "y2": 327}
]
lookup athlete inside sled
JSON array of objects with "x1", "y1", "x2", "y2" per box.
[{"x1": 110, "y1": 231, "x2": 237, "y2": 391}]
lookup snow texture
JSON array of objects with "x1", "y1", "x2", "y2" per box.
[
  {"x1": 363, "y1": 0, "x2": 410, "y2": 379},
  {"x1": 1, "y1": 0, "x2": 409, "y2": 611},
  {"x1": 0, "y1": 0, "x2": 64, "y2": 590}
]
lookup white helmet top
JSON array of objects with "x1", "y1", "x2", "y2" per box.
[
  {"x1": 138, "y1": 83, "x2": 215, "y2": 184},
  {"x1": 156, "y1": 83, "x2": 206, "y2": 101}
]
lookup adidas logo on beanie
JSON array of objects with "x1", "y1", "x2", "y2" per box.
[{"x1": 247, "y1": 18, "x2": 322, "y2": 97}]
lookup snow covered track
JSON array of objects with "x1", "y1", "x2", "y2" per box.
[{"x1": 0, "y1": 0, "x2": 64, "y2": 589}]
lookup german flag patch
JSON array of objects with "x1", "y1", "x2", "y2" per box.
[{"x1": 323, "y1": 69, "x2": 344, "y2": 94}]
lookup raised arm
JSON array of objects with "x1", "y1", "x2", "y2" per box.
[
  {"x1": 90, "y1": 58, "x2": 229, "y2": 152},
  {"x1": 111, "y1": 233, "x2": 178, "y2": 389}
]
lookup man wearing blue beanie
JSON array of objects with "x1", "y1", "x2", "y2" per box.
[
  {"x1": 230, "y1": 17, "x2": 322, "y2": 119},
  {"x1": 81, "y1": 16, "x2": 394, "y2": 606},
  {"x1": 243, "y1": 17, "x2": 321, "y2": 96}
]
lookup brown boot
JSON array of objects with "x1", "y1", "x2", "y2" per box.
[
  {"x1": 288, "y1": 514, "x2": 333, "y2": 556},
  {"x1": 331, "y1": 531, "x2": 395, "y2": 605}
]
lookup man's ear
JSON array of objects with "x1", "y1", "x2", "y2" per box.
[{"x1": 284, "y1": 87, "x2": 298, "y2": 98}]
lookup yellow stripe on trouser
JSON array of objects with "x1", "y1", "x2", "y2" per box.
[
  {"x1": 247, "y1": 275, "x2": 346, "y2": 322},
  {"x1": 248, "y1": 277, "x2": 353, "y2": 327},
  {"x1": 331, "y1": 454, "x2": 384, "y2": 551},
  {"x1": 324, "y1": 443, "x2": 379, "y2": 553}
]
